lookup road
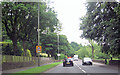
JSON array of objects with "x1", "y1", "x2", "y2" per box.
[{"x1": 44, "y1": 59, "x2": 119, "y2": 75}]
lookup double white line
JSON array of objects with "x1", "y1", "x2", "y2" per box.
[{"x1": 74, "y1": 63, "x2": 87, "y2": 73}]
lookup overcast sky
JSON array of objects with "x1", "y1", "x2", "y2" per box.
[{"x1": 49, "y1": 0, "x2": 89, "y2": 45}]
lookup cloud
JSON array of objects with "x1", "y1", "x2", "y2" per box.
[{"x1": 49, "y1": 0, "x2": 89, "y2": 44}]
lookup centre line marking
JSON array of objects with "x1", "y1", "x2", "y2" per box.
[{"x1": 75, "y1": 63, "x2": 87, "y2": 73}]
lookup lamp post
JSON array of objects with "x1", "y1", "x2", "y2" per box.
[
  {"x1": 37, "y1": 3, "x2": 40, "y2": 67},
  {"x1": 57, "y1": 32, "x2": 60, "y2": 61}
]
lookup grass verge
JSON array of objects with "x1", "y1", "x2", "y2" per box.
[{"x1": 7, "y1": 62, "x2": 62, "y2": 75}]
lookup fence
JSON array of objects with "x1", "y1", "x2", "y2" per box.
[
  {"x1": 2, "y1": 55, "x2": 56, "y2": 70},
  {"x1": 2, "y1": 55, "x2": 55, "y2": 63},
  {"x1": 0, "y1": 54, "x2": 2, "y2": 71}
]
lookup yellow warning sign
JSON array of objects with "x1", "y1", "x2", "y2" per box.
[{"x1": 36, "y1": 46, "x2": 42, "y2": 53}]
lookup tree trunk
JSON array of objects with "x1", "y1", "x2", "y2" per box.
[
  {"x1": 12, "y1": 38, "x2": 18, "y2": 55},
  {"x1": 92, "y1": 45, "x2": 94, "y2": 59},
  {"x1": 88, "y1": 40, "x2": 94, "y2": 59},
  {"x1": 111, "y1": 57, "x2": 112, "y2": 60},
  {"x1": 22, "y1": 40, "x2": 26, "y2": 56}
]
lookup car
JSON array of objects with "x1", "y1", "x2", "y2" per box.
[
  {"x1": 63, "y1": 58, "x2": 74, "y2": 67},
  {"x1": 82, "y1": 57, "x2": 92, "y2": 65},
  {"x1": 73, "y1": 55, "x2": 78, "y2": 61},
  {"x1": 73, "y1": 57, "x2": 78, "y2": 61}
]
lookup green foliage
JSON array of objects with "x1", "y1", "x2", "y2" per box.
[
  {"x1": 74, "y1": 41, "x2": 110, "y2": 59},
  {"x1": 1, "y1": 41, "x2": 14, "y2": 55},
  {"x1": 21, "y1": 49, "x2": 32, "y2": 57},
  {"x1": 2, "y1": 1, "x2": 60, "y2": 56},
  {"x1": 2, "y1": 1, "x2": 75, "y2": 59},
  {"x1": 26, "y1": 49, "x2": 32, "y2": 57},
  {"x1": 75, "y1": 46, "x2": 91, "y2": 59},
  {"x1": 59, "y1": 35, "x2": 74, "y2": 57},
  {"x1": 70, "y1": 42, "x2": 81, "y2": 51},
  {"x1": 80, "y1": 2, "x2": 120, "y2": 56},
  {"x1": 41, "y1": 33, "x2": 73, "y2": 59},
  {"x1": 59, "y1": 54, "x2": 67, "y2": 59}
]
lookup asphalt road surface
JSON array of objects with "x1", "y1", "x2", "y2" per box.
[{"x1": 44, "y1": 59, "x2": 119, "y2": 75}]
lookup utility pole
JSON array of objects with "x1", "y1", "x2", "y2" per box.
[{"x1": 38, "y1": 3, "x2": 40, "y2": 66}]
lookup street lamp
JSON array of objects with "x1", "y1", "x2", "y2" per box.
[
  {"x1": 57, "y1": 31, "x2": 60, "y2": 61},
  {"x1": 37, "y1": 2, "x2": 40, "y2": 66},
  {"x1": 42, "y1": 27, "x2": 49, "y2": 34}
]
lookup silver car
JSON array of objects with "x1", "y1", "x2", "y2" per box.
[{"x1": 82, "y1": 57, "x2": 92, "y2": 65}]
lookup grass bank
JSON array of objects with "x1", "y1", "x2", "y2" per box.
[{"x1": 8, "y1": 62, "x2": 62, "y2": 75}]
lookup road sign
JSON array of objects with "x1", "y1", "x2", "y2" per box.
[{"x1": 36, "y1": 46, "x2": 42, "y2": 53}]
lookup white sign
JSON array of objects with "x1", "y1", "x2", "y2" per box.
[{"x1": 57, "y1": 54, "x2": 61, "y2": 56}]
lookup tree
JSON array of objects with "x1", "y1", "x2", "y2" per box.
[
  {"x1": 2, "y1": 2, "x2": 60, "y2": 56},
  {"x1": 70, "y1": 42, "x2": 80, "y2": 51},
  {"x1": 75, "y1": 46, "x2": 89, "y2": 59},
  {"x1": 59, "y1": 35, "x2": 74, "y2": 57},
  {"x1": 88, "y1": 39, "x2": 95, "y2": 59},
  {"x1": 28, "y1": 2, "x2": 60, "y2": 57},
  {"x1": 2, "y1": 2, "x2": 38, "y2": 55},
  {"x1": 80, "y1": 2, "x2": 120, "y2": 57},
  {"x1": 2, "y1": 2, "x2": 23, "y2": 55},
  {"x1": 17, "y1": 2, "x2": 38, "y2": 56},
  {"x1": 41, "y1": 33, "x2": 74, "y2": 59}
]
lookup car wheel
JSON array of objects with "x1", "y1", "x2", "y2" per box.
[
  {"x1": 63, "y1": 63, "x2": 65, "y2": 67},
  {"x1": 82, "y1": 63, "x2": 84, "y2": 65},
  {"x1": 72, "y1": 63, "x2": 74, "y2": 66},
  {"x1": 91, "y1": 63, "x2": 92, "y2": 65},
  {"x1": 89, "y1": 62, "x2": 92, "y2": 65}
]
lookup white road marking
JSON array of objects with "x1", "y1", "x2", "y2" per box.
[
  {"x1": 82, "y1": 70, "x2": 86, "y2": 73},
  {"x1": 74, "y1": 63, "x2": 87, "y2": 73}
]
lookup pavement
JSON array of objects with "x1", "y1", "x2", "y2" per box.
[{"x1": 2, "y1": 62, "x2": 53, "y2": 74}]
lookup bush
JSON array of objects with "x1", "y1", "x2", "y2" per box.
[
  {"x1": 1, "y1": 42, "x2": 14, "y2": 55},
  {"x1": 26, "y1": 49, "x2": 32, "y2": 57},
  {"x1": 96, "y1": 52, "x2": 110, "y2": 59},
  {"x1": 1, "y1": 41, "x2": 24, "y2": 56},
  {"x1": 59, "y1": 54, "x2": 67, "y2": 59},
  {"x1": 36, "y1": 53, "x2": 49, "y2": 57},
  {"x1": 21, "y1": 49, "x2": 32, "y2": 57}
]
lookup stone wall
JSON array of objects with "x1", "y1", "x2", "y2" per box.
[
  {"x1": 93, "y1": 60, "x2": 105, "y2": 64},
  {"x1": 109, "y1": 60, "x2": 120, "y2": 66}
]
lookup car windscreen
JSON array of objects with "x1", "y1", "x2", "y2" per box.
[
  {"x1": 84, "y1": 58, "x2": 92, "y2": 61},
  {"x1": 67, "y1": 58, "x2": 72, "y2": 61}
]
